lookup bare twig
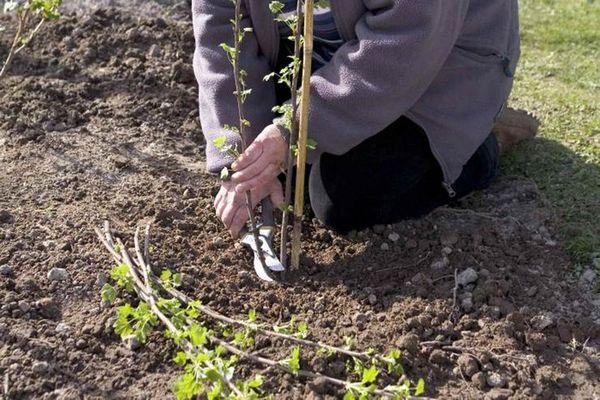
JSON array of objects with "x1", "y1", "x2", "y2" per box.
[
  {"x1": 96, "y1": 222, "x2": 434, "y2": 399},
  {"x1": 3, "y1": 373, "x2": 9, "y2": 397},
  {"x1": 450, "y1": 268, "x2": 459, "y2": 323}
]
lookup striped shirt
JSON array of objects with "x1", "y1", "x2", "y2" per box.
[{"x1": 277, "y1": 1, "x2": 343, "y2": 70}]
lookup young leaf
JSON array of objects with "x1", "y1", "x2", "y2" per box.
[
  {"x1": 100, "y1": 283, "x2": 117, "y2": 304},
  {"x1": 361, "y1": 364, "x2": 379, "y2": 384},
  {"x1": 269, "y1": 1, "x2": 284, "y2": 14},
  {"x1": 109, "y1": 264, "x2": 134, "y2": 292},
  {"x1": 213, "y1": 136, "x2": 227, "y2": 149},
  {"x1": 173, "y1": 351, "x2": 188, "y2": 366},
  {"x1": 415, "y1": 378, "x2": 426, "y2": 396},
  {"x1": 281, "y1": 347, "x2": 301, "y2": 375}
]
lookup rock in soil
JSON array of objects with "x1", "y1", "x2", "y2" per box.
[
  {"x1": 387, "y1": 232, "x2": 400, "y2": 242},
  {"x1": 124, "y1": 335, "x2": 141, "y2": 351},
  {"x1": 47, "y1": 267, "x2": 69, "y2": 282},
  {"x1": 0, "y1": 264, "x2": 13, "y2": 276},
  {"x1": 486, "y1": 372, "x2": 507, "y2": 388},
  {"x1": 457, "y1": 267, "x2": 479, "y2": 286},
  {"x1": 31, "y1": 361, "x2": 51, "y2": 375}
]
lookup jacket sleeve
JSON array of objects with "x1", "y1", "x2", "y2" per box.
[
  {"x1": 306, "y1": 0, "x2": 470, "y2": 163},
  {"x1": 192, "y1": 0, "x2": 277, "y2": 174}
]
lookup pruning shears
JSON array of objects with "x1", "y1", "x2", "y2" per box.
[{"x1": 240, "y1": 199, "x2": 285, "y2": 282}]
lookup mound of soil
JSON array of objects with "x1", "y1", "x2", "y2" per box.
[{"x1": 1, "y1": 6, "x2": 599, "y2": 400}]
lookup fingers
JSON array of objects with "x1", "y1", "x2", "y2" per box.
[
  {"x1": 230, "y1": 155, "x2": 271, "y2": 186},
  {"x1": 233, "y1": 163, "x2": 280, "y2": 194},
  {"x1": 232, "y1": 141, "x2": 263, "y2": 172},
  {"x1": 269, "y1": 180, "x2": 284, "y2": 207},
  {"x1": 220, "y1": 194, "x2": 244, "y2": 230},
  {"x1": 229, "y1": 206, "x2": 250, "y2": 238}
]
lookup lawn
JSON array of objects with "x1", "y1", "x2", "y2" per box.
[{"x1": 503, "y1": 0, "x2": 600, "y2": 269}]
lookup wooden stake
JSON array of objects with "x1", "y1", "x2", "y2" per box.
[{"x1": 291, "y1": 0, "x2": 314, "y2": 269}]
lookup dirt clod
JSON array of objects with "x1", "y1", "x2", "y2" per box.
[
  {"x1": 471, "y1": 371, "x2": 487, "y2": 390},
  {"x1": 457, "y1": 354, "x2": 480, "y2": 378}
]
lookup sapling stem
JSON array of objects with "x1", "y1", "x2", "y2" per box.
[
  {"x1": 279, "y1": 0, "x2": 304, "y2": 268},
  {"x1": 291, "y1": 0, "x2": 315, "y2": 269},
  {"x1": 0, "y1": 8, "x2": 30, "y2": 80},
  {"x1": 0, "y1": 0, "x2": 62, "y2": 80},
  {"x1": 230, "y1": 0, "x2": 268, "y2": 270}
]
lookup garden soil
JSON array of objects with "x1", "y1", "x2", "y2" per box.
[{"x1": 1, "y1": 4, "x2": 599, "y2": 400}]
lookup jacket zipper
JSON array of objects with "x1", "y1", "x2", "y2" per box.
[{"x1": 442, "y1": 181, "x2": 457, "y2": 198}]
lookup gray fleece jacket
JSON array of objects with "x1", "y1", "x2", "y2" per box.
[{"x1": 192, "y1": 0, "x2": 520, "y2": 188}]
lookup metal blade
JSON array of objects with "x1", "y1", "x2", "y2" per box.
[{"x1": 239, "y1": 200, "x2": 285, "y2": 282}]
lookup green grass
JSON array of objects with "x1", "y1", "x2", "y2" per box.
[{"x1": 502, "y1": 0, "x2": 599, "y2": 268}]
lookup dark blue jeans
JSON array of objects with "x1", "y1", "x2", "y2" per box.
[{"x1": 308, "y1": 116, "x2": 499, "y2": 232}]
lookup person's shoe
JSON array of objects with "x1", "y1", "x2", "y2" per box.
[{"x1": 492, "y1": 107, "x2": 540, "y2": 153}]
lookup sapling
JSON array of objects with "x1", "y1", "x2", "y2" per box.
[
  {"x1": 290, "y1": 0, "x2": 314, "y2": 268},
  {"x1": 214, "y1": 0, "x2": 267, "y2": 269},
  {"x1": 96, "y1": 222, "x2": 427, "y2": 399},
  {"x1": 0, "y1": 0, "x2": 62, "y2": 80},
  {"x1": 267, "y1": 1, "x2": 303, "y2": 268},
  {"x1": 266, "y1": 0, "x2": 317, "y2": 268}
]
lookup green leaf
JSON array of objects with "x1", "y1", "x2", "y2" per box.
[
  {"x1": 343, "y1": 391, "x2": 356, "y2": 400},
  {"x1": 296, "y1": 321, "x2": 308, "y2": 339},
  {"x1": 306, "y1": 138, "x2": 318, "y2": 151},
  {"x1": 114, "y1": 303, "x2": 135, "y2": 339},
  {"x1": 247, "y1": 309, "x2": 257, "y2": 322},
  {"x1": 213, "y1": 136, "x2": 227, "y2": 149},
  {"x1": 174, "y1": 370, "x2": 204, "y2": 400},
  {"x1": 109, "y1": 264, "x2": 134, "y2": 292},
  {"x1": 281, "y1": 347, "x2": 301, "y2": 375},
  {"x1": 160, "y1": 269, "x2": 172, "y2": 282},
  {"x1": 248, "y1": 374, "x2": 263, "y2": 388},
  {"x1": 100, "y1": 283, "x2": 117, "y2": 304},
  {"x1": 269, "y1": 1, "x2": 284, "y2": 14},
  {"x1": 415, "y1": 378, "x2": 426, "y2": 396},
  {"x1": 173, "y1": 351, "x2": 188, "y2": 366},
  {"x1": 187, "y1": 324, "x2": 208, "y2": 347},
  {"x1": 361, "y1": 364, "x2": 379, "y2": 384}
]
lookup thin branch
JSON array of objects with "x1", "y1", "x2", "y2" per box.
[
  {"x1": 0, "y1": 8, "x2": 31, "y2": 80},
  {"x1": 14, "y1": 18, "x2": 44, "y2": 55},
  {"x1": 231, "y1": 0, "x2": 268, "y2": 272},
  {"x1": 95, "y1": 222, "x2": 429, "y2": 399}
]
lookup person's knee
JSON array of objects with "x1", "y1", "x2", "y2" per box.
[{"x1": 308, "y1": 161, "x2": 356, "y2": 233}]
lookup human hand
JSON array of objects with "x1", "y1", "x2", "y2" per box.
[
  {"x1": 214, "y1": 178, "x2": 283, "y2": 238},
  {"x1": 230, "y1": 124, "x2": 287, "y2": 194}
]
